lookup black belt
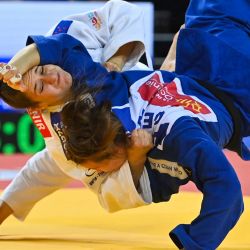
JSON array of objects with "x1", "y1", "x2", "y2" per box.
[{"x1": 195, "y1": 79, "x2": 242, "y2": 154}]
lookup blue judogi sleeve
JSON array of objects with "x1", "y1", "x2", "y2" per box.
[
  {"x1": 162, "y1": 116, "x2": 244, "y2": 250},
  {"x1": 26, "y1": 34, "x2": 108, "y2": 85}
]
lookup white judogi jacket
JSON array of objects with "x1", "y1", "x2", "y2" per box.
[
  {"x1": 0, "y1": 0, "x2": 152, "y2": 220},
  {"x1": 47, "y1": 0, "x2": 152, "y2": 70}
]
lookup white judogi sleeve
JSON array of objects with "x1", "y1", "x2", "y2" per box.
[
  {"x1": 98, "y1": 161, "x2": 152, "y2": 212},
  {"x1": 0, "y1": 149, "x2": 73, "y2": 220},
  {"x1": 46, "y1": 0, "x2": 148, "y2": 70}
]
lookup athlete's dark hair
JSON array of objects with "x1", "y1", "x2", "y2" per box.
[
  {"x1": 61, "y1": 86, "x2": 128, "y2": 164},
  {"x1": 0, "y1": 79, "x2": 38, "y2": 108}
]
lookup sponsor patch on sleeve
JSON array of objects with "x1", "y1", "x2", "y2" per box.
[{"x1": 148, "y1": 157, "x2": 188, "y2": 180}]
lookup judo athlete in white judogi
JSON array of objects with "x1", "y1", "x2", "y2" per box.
[
  {"x1": 0, "y1": 0, "x2": 152, "y2": 223},
  {"x1": 2, "y1": 0, "x2": 249, "y2": 249}
]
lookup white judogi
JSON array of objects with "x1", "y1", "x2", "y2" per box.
[
  {"x1": 47, "y1": 0, "x2": 152, "y2": 70},
  {"x1": 0, "y1": 0, "x2": 152, "y2": 221}
]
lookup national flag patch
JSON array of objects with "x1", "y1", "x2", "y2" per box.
[{"x1": 52, "y1": 20, "x2": 73, "y2": 35}]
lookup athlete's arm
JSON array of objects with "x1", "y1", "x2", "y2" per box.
[
  {"x1": 163, "y1": 117, "x2": 243, "y2": 250},
  {"x1": 160, "y1": 24, "x2": 184, "y2": 71},
  {"x1": 97, "y1": 0, "x2": 146, "y2": 69},
  {"x1": 104, "y1": 42, "x2": 137, "y2": 72},
  {"x1": 0, "y1": 44, "x2": 40, "y2": 92},
  {"x1": 96, "y1": 129, "x2": 153, "y2": 212},
  {"x1": 46, "y1": 0, "x2": 146, "y2": 72},
  {"x1": 8, "y1": 43, "x2": 40, "y2": 75}
]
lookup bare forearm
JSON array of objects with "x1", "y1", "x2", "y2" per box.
[
  {"x1": 0, "y1": 200, "x2": 13, "y2": 225},
  {"x1": 9, "y1": 43, "x2": 40, "y2": 74},
  {"x1": 160, "y1": 24, "x2": 184, "y2": 71},
  {"x1": 129, "y1": 160, "x2": 145, "y2": 188},
  {"x1": 105, "y1": 41, "x2": 137, "y2": 71},
  {"x1": 160, "y1": 35, "x2": 177, "y2": 71}
]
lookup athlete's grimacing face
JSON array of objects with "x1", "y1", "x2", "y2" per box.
[{"x1": 23, "y1": 65, "x2": 73, "y2": 108}]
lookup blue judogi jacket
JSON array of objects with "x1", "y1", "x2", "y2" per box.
[{"x1": 26, "y1": 1, "x2": 250, "y2": 249}]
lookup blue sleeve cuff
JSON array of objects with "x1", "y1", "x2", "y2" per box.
[{"x1": 26, "y1": 35, "x2": 63, "y2": 65}]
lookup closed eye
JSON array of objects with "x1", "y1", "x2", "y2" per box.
[{"x1": 39, "y1": 81, "x2": 44, "y2": 94}]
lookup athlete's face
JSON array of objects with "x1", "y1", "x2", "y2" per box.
[
  {"x1": 23, "y1": 65, "x2": 73, "y2": 108},
  {"x1": 81, "y1": 146, "x2": 127, "y2": 172}
]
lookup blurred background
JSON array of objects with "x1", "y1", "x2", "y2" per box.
[
  {"x1": 0, "y1": 0, "x2": 189, "y2": 157},
  {"x1": 0, "y1": 0, "x2": 249, "y2": 186}
]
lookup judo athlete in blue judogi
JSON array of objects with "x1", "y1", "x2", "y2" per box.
[
  {"x1": 60, "y1": 38, "x2": 249, "y2": 249},
  {"x1": 0, "y1": 0, "x2": 249, "y2": 249},
  {"x1": 57, "y1": 1, "x2": 249, "y2": 249}
]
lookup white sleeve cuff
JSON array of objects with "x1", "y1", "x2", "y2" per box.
[{"x1": 98, "y1": 161, "x2": 152, "y2": 212}]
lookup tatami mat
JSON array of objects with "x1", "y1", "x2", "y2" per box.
[{"x1": 1, "y1": 189, "x2": 250, "y2": 250}]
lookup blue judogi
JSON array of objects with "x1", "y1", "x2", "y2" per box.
[{"x1": 26, "y1": 1, "x2": 250, "y2": 249}]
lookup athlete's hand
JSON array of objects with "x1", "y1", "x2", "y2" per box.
[
  {"x1": 128, "y1": 129, "x2": 153, "y2": 166},
  {"x1": 128, "y1": 129, "x2": 153, "y2": 159},
  {"x1": 103, "y1": 61, "x2": 122, "y2": 72},
  {"x1": 0, "y1": 63, "x2": 27, "y2": 92},
  {"x1": 0, "y1": 200, "x2": 13, "y2": 225}
]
